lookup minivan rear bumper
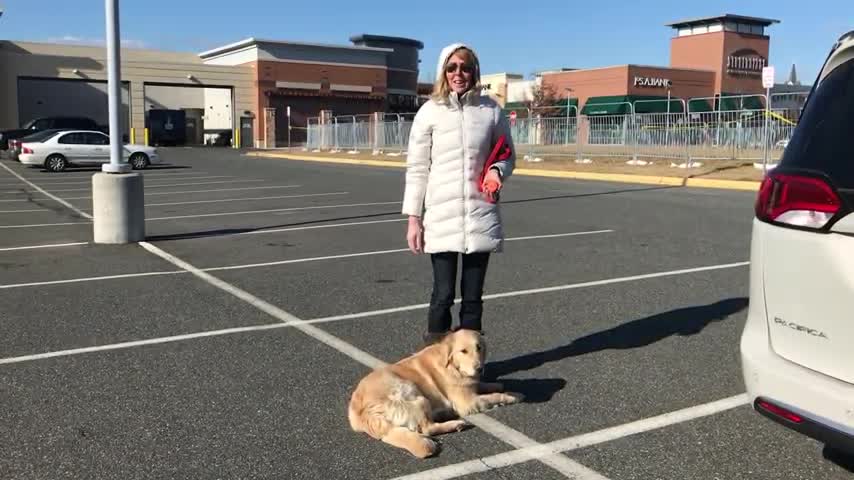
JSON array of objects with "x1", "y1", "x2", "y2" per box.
[
  {"x1": 753, "y1": 396, "x2": 854, "y2": 453},
  {"x1": 742, "y1": 306, "x2": 854, "y2": 453}
]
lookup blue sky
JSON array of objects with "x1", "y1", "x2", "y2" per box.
[{"x1": 0, "y1": 0, "x2": 849, "y2": 84}]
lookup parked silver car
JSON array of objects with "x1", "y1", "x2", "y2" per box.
[{"x1": 19, "y1": 130, "x2": 160, "y2": 172}]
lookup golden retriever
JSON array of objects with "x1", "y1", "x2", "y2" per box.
[{"x1": 347, "y1": 329, "x2": 523, "y2": 458}]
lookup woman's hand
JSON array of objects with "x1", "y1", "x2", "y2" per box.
[
  {"x1": 483, "y1": 168, "x2": 503, "y2": 203},
  {"x1": 407, "y1": 216, "x2": 424, "y2": 254}
]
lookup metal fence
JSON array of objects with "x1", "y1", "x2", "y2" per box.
[{"x1": 302, "y1": 93, "x2": 808, "y2": 167}]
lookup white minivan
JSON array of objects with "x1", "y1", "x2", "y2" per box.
[{"x1": 740, "y1": 30, "x2": 854, "y2": 456}]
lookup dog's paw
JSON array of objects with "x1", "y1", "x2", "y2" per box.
[
  {"x1": 450, "y1": 419, "x2": 472, "y2": 432},
  {"x1": 505, "y1": 392, "x2": 525, "y2": 404},
  {"x1": 415, "y1": 437, "x2": 441, "y2": 459}
]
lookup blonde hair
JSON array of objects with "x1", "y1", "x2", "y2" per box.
[{"x1": 431, "y1": 47, "x2": 482, "y2": 102}]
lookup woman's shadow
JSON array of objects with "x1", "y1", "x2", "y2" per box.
[{"x1": 486, "y1": 298, "x2": 749, "y2": 402}]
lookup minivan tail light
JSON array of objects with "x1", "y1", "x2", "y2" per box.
[
  {"x1": 756, "y1": 399, "x2": 804, "y2": 424},
  {"x1": 755, "y1": 173, "x2": 841, "y2": 230}
]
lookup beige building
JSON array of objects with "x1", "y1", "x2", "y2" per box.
[
  {"x1": 0, "y1": 41, "x2": 255, "y2": 146},
  {"x1": 479, "y1": 72, "x2": 523, "y2": 106}
]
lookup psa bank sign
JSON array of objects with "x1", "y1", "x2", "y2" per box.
[
  {"x1": 727, "y1": 49, "x2": 767, "y2": 77},
  {"x1": 633, "y1": 76, "x2": 672, "y2": 88}
]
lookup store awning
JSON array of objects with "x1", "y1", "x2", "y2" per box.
[
  {"x1": 717, "y1": 93, "x2": 767, "y2": 111},
  {"x1": 502, "y1": 98, "x2": 579, "y2": 117},
  {"x1": 580, "y1": 95, "x2": 633, "y2": 115},
  {"x1": 632, "y1": 96, "x2": 685, "y2": 114},
  {"x1": 686, "y1": 95, "x2": 767, "y2": 113},
  {"x1": 687, "y1": 98, "x2": 714, "y2": 113},
  {"x1": 580, "y1": 95, "x2": 685, "y2": 115}
]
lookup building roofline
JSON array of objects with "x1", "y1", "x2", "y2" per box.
[
  {"x1": 349, "y1": 34, "x2": 424, "y2": 49},
  {"x1": 538, "y1": 64, "x2": 716, "y2": 75},
  {"x1": 199, "y1": 37, "x2": 393, "y2": 59},
  {"x1": 665, "y1": 14, "x2": 780, "y2": 28}
]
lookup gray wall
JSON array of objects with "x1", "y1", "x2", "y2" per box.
[
  {"x1": 259, "y1": 43, "x2": 387, "y2": 67},
  {"x1": 17, "y1": 77, "x2": 130, "y2": 135}
]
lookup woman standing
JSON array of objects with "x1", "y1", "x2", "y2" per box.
[{"x1": 402, "y1": 43, "x2": 516, "y2": 345}]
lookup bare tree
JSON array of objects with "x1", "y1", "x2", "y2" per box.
[{"x1": 525, "y1": 83, "x2": 563, "y2": 117}]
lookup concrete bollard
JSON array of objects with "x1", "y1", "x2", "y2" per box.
[{"x1": 92, "y1": 172, "x2": 145, "y2": 244}]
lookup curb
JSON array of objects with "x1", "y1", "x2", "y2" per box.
[{"x1": 247, "y1": 151, "x2": 761, "y2": 192}]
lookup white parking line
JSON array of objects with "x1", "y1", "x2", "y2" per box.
[
  {"x1": 145, "y1": 191, "x2": 348, "y2": 207},
  {"x1": 3, "y1": 179, "x2": 265, "y2": 193},
  {"x1": 0, "y1": 270, "x2": 183, "y2": 290},
  {"x1": 0, "y1": 259, "x2": 747, "y2": 343},
  {"x1": 147, "y1": 201, "x2": 401, "y2": 221},
  {"x1": 0, "y1": 230, "x2": 613, "y2": 289},
  {"x1": 138, "y1": 241, "x2": 593, "y2": 479},
  {"x1": 390, "y1": 394, "x2": 750, "y2": 480},
  {"x1": 0, "y1": 162, "x2": 92, "y2": 219},
  {"x1": 236, "y1": 218, "x2": 407, "y2": 236},
  {"x1": 0, "y1": 175, "x2": 231, "y2": 187},
  {"x1": 0, "y1": 185, "x2": 303, "y2": 202},
  {"x1": 307, "y1": 260, "x2": 750, "y2": 325},
  {"x1": 0, "y1": 323, "x2": 290, "y2": 365},
  {"x1": 0, "y1": 222, "x2": 90, "y2": 229},
  {"x1": 0, "y1": 209, "x2": 50, "y2": 213},
  {"x1": 206, "y1": 231, "x2": 614, "y2": 271},
  {"x1": 0, "y1": 242, "x2": 89, "y2": 252}
]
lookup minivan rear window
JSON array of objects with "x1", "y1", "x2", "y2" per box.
[{"x1": 781, "y1": 58, "x2": 854, "y2": 188}]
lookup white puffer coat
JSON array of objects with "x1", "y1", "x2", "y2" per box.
[{"x1": 402, "y1": 46, "x2": 516, "y2": 254}]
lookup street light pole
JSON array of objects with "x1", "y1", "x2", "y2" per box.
[
  {"x1": 103, "y1": 0, "x2": 129, "y2": 174},
  {"x1": 92, "y1": 0, "x2": 145, "y2": 244}
]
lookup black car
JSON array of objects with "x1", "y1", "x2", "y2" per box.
[{"x1": 0, "y1": 116, "x2": 100, "y2": 150}]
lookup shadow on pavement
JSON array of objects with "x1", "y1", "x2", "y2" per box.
[
  {"x1": 486, "y1": 297, "x2": 749, "y2": 380},
  {"x1": 144, "y1": 211, "x2": 402, "y2": 241},
  {"x1": 502, "y1": 185, "x2": 679, "y2": 205},
  {"x1": 823, "y1": 445, "x2": 854, "y2": 473}
]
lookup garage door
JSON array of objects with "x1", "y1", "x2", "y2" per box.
[{"x1": 17, "y1": 77, "x2": 130, "y2": 136}]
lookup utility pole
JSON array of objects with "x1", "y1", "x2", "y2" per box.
[{"x1": 92, "y1": 0, "x2": 146, "y2": 243}]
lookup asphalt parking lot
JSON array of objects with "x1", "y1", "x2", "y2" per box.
[{"x1": 1, "y1": 148, "x2": 853, "y2": 479}]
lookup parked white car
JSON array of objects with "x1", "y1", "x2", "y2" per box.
[
  {"x1": 18, "y1": 130, "x2": 160, "y2": 172},
  {"x1": 740, "y1": 30, "x2": 854, "y2": 456}
]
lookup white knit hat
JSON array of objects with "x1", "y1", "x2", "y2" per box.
[{"x1": 435, "y1": 43, "x2": 480, "y2": 82}]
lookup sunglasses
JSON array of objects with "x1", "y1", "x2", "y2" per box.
[{"x1": 445, "y1": 62, "x2": 474, "y2": 74}]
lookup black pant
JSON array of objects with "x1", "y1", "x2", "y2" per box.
[{"x1": 428, "y1": 252, "x2": 490, "y2": 333}]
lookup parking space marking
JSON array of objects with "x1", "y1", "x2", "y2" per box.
[
  {"x1": 5, "y1": 179, "x2": 266, "y2": 194},
  {"x1": 307, "y1": 260, "x2": 750, "y2": 325},
  {"x1": 0, "y1": 323, "x2": 291, "y2": 366},
  {"x1": 235, "y1": 218, "x2": 407, "y2": 237},
  {"x1": 138, "y1": 240, "x2": 594, "y2": 479},
  {"x1": 51, "y1": 185, "x2": 304, "y2": 201},
  {"x1": 0, "y1": 270, "x2": 183, "y2": 290},
  {"x1": 0, "y1": 229, "x2": 613, "y2": 289},
  {"x1": 0, "y1": 242, "x2": 88, "y2": 251},
  {"x1": 145, "y1": 191, "x2": 349, "y2": 207},
  {"x1": 391, "y1": 394, "x2": 750, "y2": 480},
  {"x1": 0, "y1": 259, "x2": 746, "y2": 355},
  {"x1": 0, "y1": 222, "x2": 90, "y2": 229},
  {"x1": 0, "y1": 175, "x2": 232, "y2": 187},
  {"x1": 0, "y1": 162, "x2": 92, "y2": 219},
  {"x1": 17, "y1": 170, "x2": 210, "y2": 178},
  {"x1": 206, "y1": 230, "x2": 614, "y2": 271},
  {"x1": 147, "y1": 201, "x2": 401, "y2": 221},
  {"x1": 0, "y1": 208, "x2": 51, "y2": 213}
]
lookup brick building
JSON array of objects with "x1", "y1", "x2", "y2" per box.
[
  {"x1": 504, "y1": 14, "x2": 779, "y2": 117},
  {"x1": 200, "y1": 34, "x2": 423, "y2": 147}
]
